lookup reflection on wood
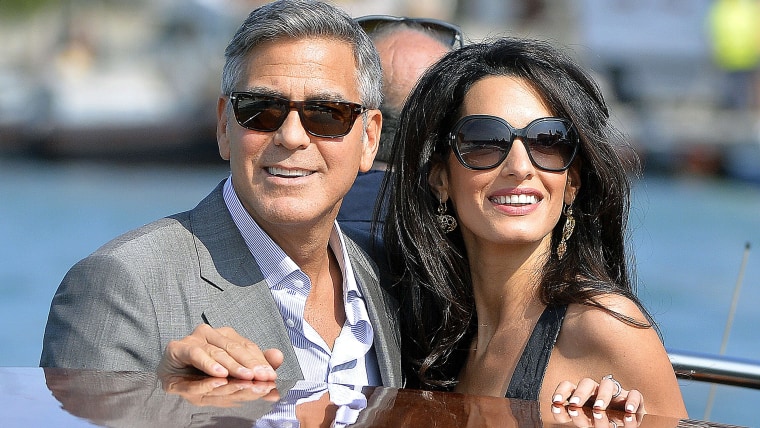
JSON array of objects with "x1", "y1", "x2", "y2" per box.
[{"x1": 0, "y1": 368, "x2": 746, "y2": 427}]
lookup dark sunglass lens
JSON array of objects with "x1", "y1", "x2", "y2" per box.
[
  {"x1": 358, "y1": 19, "x2": 382, "y2": 34},
  {"x1": 456, "y1": 118, "x2": 511, "y2": 169},
  {"x1": 302, "y1": 102, "x2": 354, "y2": 136},
  {"x1": 526, "y1": 120, "x2": 576, "y2": 170},
  {"x1": 235, "y1": 96, "x2": 287, "y2": 131},
  {"x1": 420, "y1": 22, "x2": 459, "y2": 47},
  {"x1": 358, "y1": 16, "x2": 461, "y2": 49}
]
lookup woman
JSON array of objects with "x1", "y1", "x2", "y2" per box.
[{"x1": 383, "y1": 37, "x2": 687, "y2": 418}]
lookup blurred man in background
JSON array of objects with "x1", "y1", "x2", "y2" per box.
[{"x1": 338, "y1": 16, "x2": 463, "y2": 252}]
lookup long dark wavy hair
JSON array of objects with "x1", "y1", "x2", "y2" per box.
[{"x1": 382, "y1": 37, "x2": 651, "y2": 390}]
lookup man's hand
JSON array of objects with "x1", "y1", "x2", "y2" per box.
[
  {"x1": 158, "y1": 324, "x2": 284, "y2": 380},
  {"x1": 162, "y1": 375, "x2": 280, "y2": 408}
]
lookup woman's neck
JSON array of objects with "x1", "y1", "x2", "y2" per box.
[{"x1": 466, "y1": 241, "x2": 548, "y2": 333}]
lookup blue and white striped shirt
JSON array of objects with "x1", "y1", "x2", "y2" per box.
[
  {"x1": 253, "y1": 381, "x2": 367, "y2": 428},
  {"x1": 223, "y1": 176, "x2": 381, "y2": 386}
]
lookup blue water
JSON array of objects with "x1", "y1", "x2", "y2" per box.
[{"x1": 1, "y1": 157, "x2": 759, "y2": 426}]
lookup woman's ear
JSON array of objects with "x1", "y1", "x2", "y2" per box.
[
  {"x1": 428, "y1": 161, "x2": 449, "y2": 201},
  {"x1": 564, "y1": 162, "x2": 582, "y2": 204}
]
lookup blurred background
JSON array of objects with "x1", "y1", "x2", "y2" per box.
[{"x1": 1, "y1": 0, "x2": 759, "y2": 425}]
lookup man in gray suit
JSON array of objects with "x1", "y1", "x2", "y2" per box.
[{"x1": 41, "y1": 0, "x2": 401, "y2": 388}]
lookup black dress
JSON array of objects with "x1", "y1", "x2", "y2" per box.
[{"x1": 505, "y1": 305, "x2": 569, "y2": 401}]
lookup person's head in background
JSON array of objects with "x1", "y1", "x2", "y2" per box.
[{"x1": 357, "y1": 16, "x2": 463, "y2": 169}]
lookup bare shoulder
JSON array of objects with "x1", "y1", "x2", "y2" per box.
[
  {"x1": 565, "y1": 293, "x2": 650, "y2": 325},
  {"x1": 561, "y1": 294, "x2": 656, "y2": 349},
  {"x1": 550, "y1": 296, "x2": 688, "y2": 418}
]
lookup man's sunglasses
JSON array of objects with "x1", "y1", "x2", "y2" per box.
[
  {"x1": 355, "y1": 15, "x2": 464, "y2": 49},
  {"x1": 229, "y1": 92, "x2": 367, "y2": 138},
  {"x1": 449, "y1": 115, "x2": 580, "y2": 172}
]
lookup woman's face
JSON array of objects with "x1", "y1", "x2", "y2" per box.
[{"x1": 429, "y1": 75, "x2": 580, "y2": 255}]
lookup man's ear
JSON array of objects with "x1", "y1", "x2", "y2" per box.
[
  {"x1": 428, "y1": 161, "x2": 449, "y2": 202},
  {"x1": 216, "y1": 96, "x2": 231, "y2": 161},
  {"x1": 565, "y1": 161, "x2": 582, "y2": 204},
  {"x1": 358, "y1": 109, "x2": 382, "y2": 173}
]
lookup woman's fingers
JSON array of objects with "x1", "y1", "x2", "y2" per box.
[{"x1": 551, "y1": 376, "x2": 644, "y2": 414}]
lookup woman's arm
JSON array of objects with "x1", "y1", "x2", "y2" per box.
[{"x1": 543, "y1": 296, "x2": 688, "y2": 418}]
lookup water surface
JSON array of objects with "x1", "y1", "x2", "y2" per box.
[{"x1": 1, "y1": 158, "x2": 758, "y2": 425}]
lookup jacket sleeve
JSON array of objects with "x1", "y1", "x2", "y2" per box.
[{"x1": 40, "y1": 252, "x2": 162, "y2": 371}]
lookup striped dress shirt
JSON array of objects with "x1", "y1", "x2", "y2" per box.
[{"x1": 222, "y1": 177, "x2": 381, "y2": 386}]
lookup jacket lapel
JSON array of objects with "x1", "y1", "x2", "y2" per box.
[
  {"x1": 188, "y1": 181, "x2": 303, "y2": 381},
  {"x1": 345, "y1": 237, "x2": 402, "y2": 387},
  {"x1": 185, "y1": 182, "x2": 401, "y2": 385}
]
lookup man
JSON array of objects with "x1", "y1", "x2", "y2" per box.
[
  {"x1": 41, "y1": 0, "x2": 402, "y2": 388},
  {"x1": 338, "y1": 16, "x2": 462, "y2": 247}
]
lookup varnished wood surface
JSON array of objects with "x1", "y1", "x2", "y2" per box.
[{"x1": 0, "y1": 368, "x2": 744, "y2": 427}]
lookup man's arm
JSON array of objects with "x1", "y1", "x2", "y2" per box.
[
  {"x1": 42, "y1": 253, "x2": 283, "y2": 379},
  {"x1": 40, "y1": 254, "x2": 162, "y2": 370}
]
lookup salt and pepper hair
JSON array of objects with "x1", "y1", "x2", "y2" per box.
[
  {"x1": 221, "y1": 0, "x2": 383, "y2": 109},
  {"x1": 383, "y1": 37, "x2": 649, "y2": 389}
]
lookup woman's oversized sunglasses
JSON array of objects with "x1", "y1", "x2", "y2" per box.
[
  {"x1": 229, "y1": 92, "x2": 367, "y2": 138},
  {"x1": 355, "y1": 15, "x2": 464, "y2": 49},
  {"x1": 449, "y1": 115, "x2": 580, "y2": 172}
]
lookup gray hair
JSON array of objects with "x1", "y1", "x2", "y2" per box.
[{"x1": 221, "y1": 0, "x2": 382, "y2": 109}]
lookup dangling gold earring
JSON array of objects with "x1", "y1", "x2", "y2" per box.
[
  {"x1": 436, "y1": 198, "x2": 457, "y2": 233},
  {"x1": 557, "y1": 204, "x2": 575, "y2": 259}
]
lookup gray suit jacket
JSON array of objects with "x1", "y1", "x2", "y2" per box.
[{"x1": 40, "y1": 181, "x2": 402, "y2": 387}]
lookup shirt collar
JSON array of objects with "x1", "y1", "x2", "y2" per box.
[{"x1": 222, "y1": 175, "x2": 361, "y2": 298}]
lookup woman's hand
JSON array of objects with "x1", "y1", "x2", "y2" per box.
[
  {"x1": 551, "y1": 375, "x2": 645, "y2": 414},
  {"x1": 549, "y1": 402, "x2": 643, "y2": 428}
]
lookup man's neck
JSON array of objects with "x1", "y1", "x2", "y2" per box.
[{"x1": 304, "y1": 246, "x2": 346, "y2": 350}]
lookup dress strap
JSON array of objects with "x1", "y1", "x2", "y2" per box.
[{"x1": 505, "y1": 305, "x2": 568, "y2": 401}]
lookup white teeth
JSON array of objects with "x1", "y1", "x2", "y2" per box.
[
  {"x1": 267, "y1": 167, "x2": 311, "y2": 177},
  {"x1": 491, "y1": 194, "x2": 538, "y2": 205}
]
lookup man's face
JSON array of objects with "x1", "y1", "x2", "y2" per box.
[{"x1": 217, "y1": 37, "x2": 380, "y2": 239}]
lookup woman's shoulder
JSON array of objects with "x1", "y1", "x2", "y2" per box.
[
  {"x1": 552, "y1": 298, "x2": 688, "y2": 418},
  {"x1": 565, "y1": 293, "x2": 648, "y2": 320},
  {"x1": 561, "y1": 294, "x2": 655, "y2": 347}
]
